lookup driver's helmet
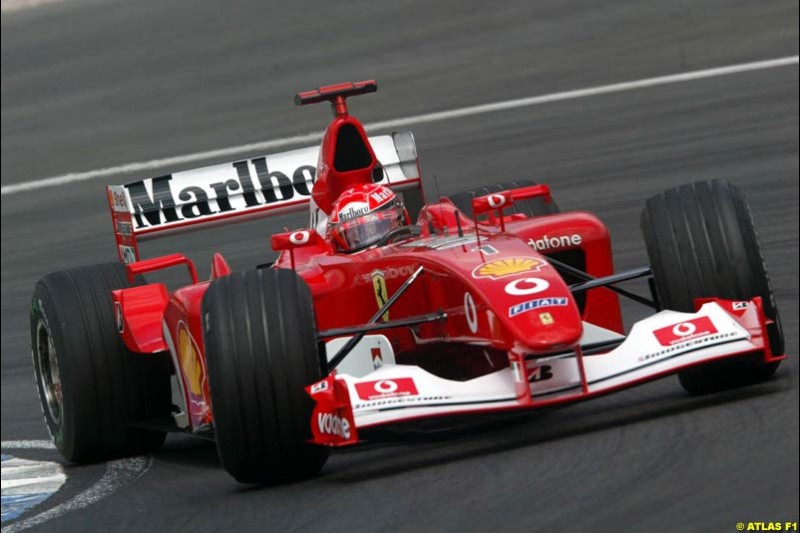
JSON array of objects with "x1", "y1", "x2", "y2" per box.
[{"x1": 327, "y1": 183, "x2": 405, "y2": 252}]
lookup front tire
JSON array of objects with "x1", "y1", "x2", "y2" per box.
[
  {"x1": 641, "y1": 179, "x2": 783, "y2": 394},
  {"x1": 202, "y1": 268, "x2": 329, "y2": 483},
  {"x1": 30, "y1": 263, "x2": 172, "y2": 462}
]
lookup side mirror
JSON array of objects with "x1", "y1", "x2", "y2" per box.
[
  {"x1": 271, "y1": 229, "x2": 325, "y2": 252},
  {"x1": 471, "y1": 184, "x2": 552, "y2": 218}
]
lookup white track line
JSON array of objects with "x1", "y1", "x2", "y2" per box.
[
  {"x1": 2, "y1": 55, "x2": 797, "y2": 197},
  {"x1": 0, "y1": 441, "x2": 54, "y2": 450}
]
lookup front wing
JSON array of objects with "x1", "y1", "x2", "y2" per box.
[{"x1": 307, "y1": 298, "x2": 782, "y2": 446}]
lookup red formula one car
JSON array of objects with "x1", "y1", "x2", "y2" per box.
[{"x1": 30, "y1": 81, "x2": 786, "y2": 483}]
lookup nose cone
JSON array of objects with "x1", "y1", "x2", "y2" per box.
[
  {"x1": 466, "y1": 255, "x2": 584, "y2": 352},
  {"x1": 428, "y1": 236, "x2": 585, "y2": 354},
  {"x1": 506, "y1": 294, "x2": 583, "y2": 351}
]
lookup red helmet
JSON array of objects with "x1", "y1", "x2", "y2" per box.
[{"x1": 327, "y1": 184, "x2": 405, "y2": 252}]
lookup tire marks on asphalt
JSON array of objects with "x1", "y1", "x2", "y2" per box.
[{"x1": 1, "y1": 441, "x2": 151, "y2": 532}]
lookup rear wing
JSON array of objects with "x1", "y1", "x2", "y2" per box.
[{"x1": 107, "y1": 132, "x2": 422, "y2": 263}]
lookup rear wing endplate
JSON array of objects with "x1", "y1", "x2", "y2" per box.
[{"x1": 107, "y1": 132, "x2": 421, "y2": 263}]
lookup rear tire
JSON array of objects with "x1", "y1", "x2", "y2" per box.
[
  {"x1": 641, "y1": 179, "x2": 783, "y2": 394},
  {"x1": 202, "y1": 268, "x2": 329, "y2": 483},
  {"x1": 449, "y1": 179, "x2": 560, "y2": 219},
  {"x1": 30, "y1": 263, "x2": 172, "y2": 462}
]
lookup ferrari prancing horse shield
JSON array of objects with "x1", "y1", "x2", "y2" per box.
[{"x1": 372, "y1": 271, "x2": 389, "y2": 322}]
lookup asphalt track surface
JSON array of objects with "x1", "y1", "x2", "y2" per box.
[{"x1": 1, "y1": 1, "x2": 798, "y2": 531}]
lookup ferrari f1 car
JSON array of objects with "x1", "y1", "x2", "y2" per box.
[{"x1": 31, "y1": 80, "x2": 786, "y2": 483}]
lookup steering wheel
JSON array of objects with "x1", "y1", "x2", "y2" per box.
[{"x1": 375, "y1": 226, "x2": 420, "y2": 247}]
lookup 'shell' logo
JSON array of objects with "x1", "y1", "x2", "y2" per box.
[
  {"x1": 472, "y1": 257, "x2": 543, "y2": 280},
  {"x1": 653, "y1": 316, "x2": 718, "y2": 346},
  {"x1": 177, "y1": 322, "x2": 206, "y2": 397}
]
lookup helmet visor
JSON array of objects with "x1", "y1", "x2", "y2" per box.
[{"x1": 331, "y1": 206, "x2": 404, "y2": 251}]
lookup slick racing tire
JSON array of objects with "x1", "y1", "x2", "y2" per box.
[
  {"x1": 202, "y1": 268, "x2": 329, "y2": 484},
  {"x1": 449, "y1": 179, "x2": 560, "y2": 219},
  {"x1": 641, "y1": 179, "x2": 783, "y2": 395},
  {"x1": 30, "y1": 263, "x2": 172, "y2": 462}
]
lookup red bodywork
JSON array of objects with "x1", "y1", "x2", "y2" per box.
[
  {"x1": 107, "y1": 81, "x2": 780, "y2": 437},
  {"x1": 112, "y1": 203, "x2": 621, "y2": 431}
]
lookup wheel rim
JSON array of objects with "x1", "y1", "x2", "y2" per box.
[{"x1": 36, "y1": 319, "x2": 62, "y2": 425}]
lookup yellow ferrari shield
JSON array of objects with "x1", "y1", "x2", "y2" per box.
[{"x1": 372, "y1": 271, "x2": 389, "y2": 322}]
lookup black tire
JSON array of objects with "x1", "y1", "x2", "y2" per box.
[
  {"x1": 449, "y1": 179, "x2": 560, "y2": 219},
  {"x1": 202, "y1": 268, "x2": 329, "y2": 483},
  {"x1": 641, "y1": 179, "x2": 783, "y2": 394},
  {"x1": 30, "y1": 263, "x2": 172, "y2": 463}
]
